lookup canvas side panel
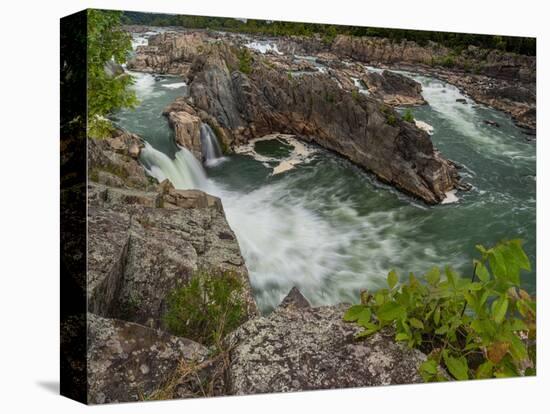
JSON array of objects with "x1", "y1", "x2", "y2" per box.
[{"x1": 60, "y1": 9, "x2": 88, "y2": 405}]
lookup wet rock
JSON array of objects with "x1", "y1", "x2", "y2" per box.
[
  {"x1": 186, "y1": 46, "x2": 458, "y2": 204},
  {"x1": 227, "y1": 288, "x2": 427, "y2": 394},
  {"x1": 456, "y1": 98, "x2": 467, "y2": 104},
  {"x1": 166, "y1": 110, "x2": 203, "y2": 159},
  {"x1": 483, "y1": 119, "x2": 500, "y2": 127},
  {"x1": 362, "y1": 70, "x2": 426, "y2": 106},
  {"x1": 87, "y1": 313, "x2": 209, "y2": 404}
]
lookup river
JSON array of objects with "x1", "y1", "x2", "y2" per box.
[{"x1": 114, "y1": 35, "x2": 536, "y2": 313}]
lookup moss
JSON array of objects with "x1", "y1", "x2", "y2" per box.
[
  {"x1": 402, "y1": 109, "x2": 414, "y2": 123},
  {"x1": 163, "y1": 270, "x2": 246, "y2": 349},
  {"x1": 351, "y1": 89, "x2": 360, "y2": 102},
  {"x1": 237, "y1": 47, "x2": 253, "y2": 74}
]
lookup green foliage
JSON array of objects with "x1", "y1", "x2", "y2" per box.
[
  {"x1": 163, "y1": 270, "x2": 246, "y2": 349},
  {"x1": 351, "y1": 89, "x2": 360, "y2": 102},
  {"x1": 237, "y1": 47, "x2": 253, "y2": 74},
  {"x1": 343, "y1": 240, "x2": 536, "y2": 382},
  {"x1": 386, "y1": 113, "x2": 397, "y2": 126},
  {"x1": 87, "y1": 10, "x2": 137, "y2": 138},
  {"x1": 402, "y1": 109, "x2": 415, "y2": 123}
]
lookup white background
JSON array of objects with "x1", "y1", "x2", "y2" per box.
[{"x1": 0, "y1": 0, "x2": 547, "y2": 411}]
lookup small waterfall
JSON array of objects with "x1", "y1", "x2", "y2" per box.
[
  {"x1": 200, "y1": 124, "x2": 224, "y2": 166},
  {"x1": 140, "y1": 142, "x2": 208, "y2": 190}
]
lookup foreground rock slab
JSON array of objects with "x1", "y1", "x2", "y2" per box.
[
  {"x1": 227, "y1": 288, "x2": 427, "y2": 394},
  {"x1": 87, "y1": 313, "x2": 209, "y2": 404}
]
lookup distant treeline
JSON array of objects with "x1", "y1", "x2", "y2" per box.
[{"x1": 122, "y1": 11, "x2": 536, "y2": 56}]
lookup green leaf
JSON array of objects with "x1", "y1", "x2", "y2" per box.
[
  {"x1": 508, "y1": 239, "x2": 531, "y2": 271},
  {"x1": 387, "y1": 270, "x2": 399, "y2": 289},
  {"x1": 426, "y1": 267, "x2": 441, "y2": 286},
  {"x1": 489, "y1": 249, "x2": 507, "y2": 280},
  {"x1": 433, "y1": 306, "x2": 441, "y2": 325},
  {"x1": 475, "y1": 261, "x2": 490, "y2": 282},
  {"x1": 476, "y1": 361, "x2": 494, "y2": 379},
  {"x1": 356, "y1": 308, "x2": 372, "y2": 328},
  {"x1": 343, "y1": 305, "x2": 365, "y2": 322},
  {"x1": 492, "y1": 296, "x2": 509, "y2": 324},
  {"x1": 420, "y1": 359, "x2": 439, "y2": 375},
  {"x1": 377, "y1": 302, "x2": 406, "y2": 322},
  {"x1": 445, "y1": 266, "x2": 457, "y2": 288},
  {"x1": 409, "y1": 318, "x2": 424, "y2": 329},
  {"x1": 395, "y1": 332, "x2": 410, "y2": 341},
  {"x1": 443, "y1": 353, "x2": 469, "y2": 380}
]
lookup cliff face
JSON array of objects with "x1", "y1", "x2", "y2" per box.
[
  {"x1": 85, "y1": 131, "x2": 258, "y2": 403},
  {"x1": 181, "y1": 43, "x2": 459, "y2": 204}
]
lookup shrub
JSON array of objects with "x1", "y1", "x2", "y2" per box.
[
  {"x1": 237, "y1": 47, "x2": 253, "y2": 75},
  {"x1": 402, "y1": 109, "x2": 415, "y2": 123},
  {"x1": 386, "y1": 113, "x2": 397, "y2": 126},
  {"x1": 344, "y1": 240, "x2": 536, "y2": 381},
  {"x1": 163, "y1": 270, "x2": 246, "y2": 349}
]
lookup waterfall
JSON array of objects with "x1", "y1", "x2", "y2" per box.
[
  {"x1": 140, "y1": 142, "x2": 209, "y2": 190},
  {"x1": 200, "y1": 124, "x2": 224, "y2": 166}
]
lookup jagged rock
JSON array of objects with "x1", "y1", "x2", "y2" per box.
[
  {"x1": 87, "y1": 182, "x2": 257, "y2": 328},
  {"x1": 226, "y1": 288, "x2": 427, "y2": 394},
  {"x1": 88, "y1": 133, "x2": 152, "y2": 190},
  {"x1": 362, "y1": 70, "x2": 426, "y2": 106},
  {"x1": 127, "y1": 32, "x2": 206, "y2": 76},
  {"x1": 166, "y1": 110, "x2": 203, "y2": 159},
  {"x1": 87, "y1": 313, "x2": 209, "y2": 404},
  {"x1": 158, "y1": 179, "x2": 223, "y2": 210},
  {"x1": 187, "y1": 45, "x2": 458, "y2": 203}
]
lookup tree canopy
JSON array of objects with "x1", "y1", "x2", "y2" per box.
[{"x1": 87, "y1": 9, "x2": 137, "y2": 138}]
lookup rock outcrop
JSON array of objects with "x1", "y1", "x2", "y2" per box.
[
  {"x1": 86, "y1": 133, "x2": 259, "y2": 402},
  {"x1": 227, "y1": 288, "x2": 427, "y2": 394},
  {"x1": 363, "y1": 70, "x2": 426, "y2": 106},
  {"x1": 127, "y1": 32, "x2": 206, "y2": 77},
  {"x1": 185, "y1": 43, "x2": 459, "y2": 204},
  {"x1": 87, "y1": 313, "x2": 209, "y2": 404}
]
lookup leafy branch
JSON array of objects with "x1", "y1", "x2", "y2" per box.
[{"x1": 344, "y1": 239, "x2": 536, "y2": 381}]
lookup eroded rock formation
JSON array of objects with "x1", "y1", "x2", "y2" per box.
[
  {"x1": 182, "y1": 43, "x2": 459, "y2": 204},
  {"x1": 227, "y1": 288, "x2": 427, "y2": 394}
]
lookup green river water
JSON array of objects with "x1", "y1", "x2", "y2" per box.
[{"x1": 115, "y1": 57, "x2": 536, "y2": 313}]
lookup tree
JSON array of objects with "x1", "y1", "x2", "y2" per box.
[{"x1": 87, "y1": 9, "x2": 137, "y2": 138}]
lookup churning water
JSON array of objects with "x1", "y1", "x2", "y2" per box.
[{"x1": 115, "y1": 59, "x2": 535, "y2": 313}]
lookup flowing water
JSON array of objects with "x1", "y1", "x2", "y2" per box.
[{"x1": 116, "y1": 37, "x2": 536, "y2": 313}]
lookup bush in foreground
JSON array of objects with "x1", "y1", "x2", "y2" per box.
[
  {"x1": 164, "y1": 270, "x2": 246, "y2": 349},
  {"x1": 344, "y1": 239, "x2": 536, "y2": 381}
]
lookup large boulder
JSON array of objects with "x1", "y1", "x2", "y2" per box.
[
  {"x1": 88, "y1": 132, "x2": 151, "y2": 190},
  {"x1": 127, "y1": 32, "x2": 206, "y2": 76},
  {"x1": 166, "y1": 110, "x2": 203, "y2": 160},
  {"x1": 226, "y1": 288, "x2": 427, "y2": 394},
  {"x1": 363, "y1": 70, "x2": 426, "y2": 106},
  {"x1": 87, "y1": 313, "x2": 209, "y2": 404},
  {"x1": 187, "y1": 46, "x2": 459, "y2": 204},
  {"x1": 87, "y1": 182, "x2": 258, "y2": 329}
]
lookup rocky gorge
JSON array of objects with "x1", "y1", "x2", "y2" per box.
[
  {"x1": 85, "y1": 130, "x2": 428, "y2": 403},
  {"x1": 82, "y1": 26, "x2": 536, "y2": 403}
]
